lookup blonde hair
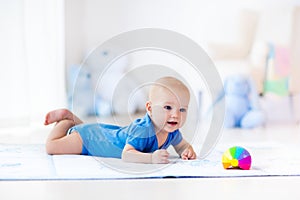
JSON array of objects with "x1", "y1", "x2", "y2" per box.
[{"x1": 148, "y1": 76, "x2": 190, "y2": 102}]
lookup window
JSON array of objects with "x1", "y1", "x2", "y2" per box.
[{"x1": 0, "y1": 0, "x2": 66, "y2": 128}]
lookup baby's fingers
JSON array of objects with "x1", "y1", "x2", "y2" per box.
[
  {"x1": 188, "y1": 151, "x2": 197, "y2": 160},
  {"x1": 181, "y1": 149, "x2": 196, "y2": 160},
  {"x1": 181, "y1": 151, "x2": 189, "y2": 160},
  {"x1": 187, "y1": 150, "x2": 194, "y2": 158},
  {"x1": 161, "y1": 149, "x2": 169, "y2": 156},
  {"x1": 152, "y1": 149, "x2": 170, "y2": 164},
  {"x1": 160, "y1": 150, "x2": 169, "y2": 163}
]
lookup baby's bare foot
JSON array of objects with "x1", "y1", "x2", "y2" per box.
[
  {"x1": 44, "y1": 109, "x2": 73, "y2": 125},
  {"x1": 44, "y1": 109, "x2": 83, "y2": 125}
]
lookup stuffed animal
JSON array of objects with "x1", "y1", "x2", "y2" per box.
[
  {"x1": 67, "y1": 64, "x2": 110, "y2": 117},
  {"x1": 221, "y1": 74, "x2": 266, "y2": 128},
  {"x1": 67, "y1": 62, "x2": 146, "y2": 117}
]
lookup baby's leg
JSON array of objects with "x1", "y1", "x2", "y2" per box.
[
  {"x1": 45, "y1": 119, "x2": 83, "y2": 155},
  {"x1": 44, "y1": 108, "x2": 83, "y2": 125}
]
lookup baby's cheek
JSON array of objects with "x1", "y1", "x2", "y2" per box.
[
  {"x1": 152, "y1": 106, "x2": 167, "y2": 126},
  {"x1": 152, "y1": 106, "x2": 164, "y2": 117},
  {"x1": 179, "y1": 114, "x2": 187, "y2": 126}
]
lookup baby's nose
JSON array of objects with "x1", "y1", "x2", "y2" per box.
[{"x1": 170, "y1": 109, "x2": 180, "y2": 117}]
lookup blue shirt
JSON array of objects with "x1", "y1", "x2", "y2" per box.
[{"x1": 68, "y1": 114, "x2": 183, "y2": 158}]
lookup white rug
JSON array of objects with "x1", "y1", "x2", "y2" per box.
[{"x1": 1, "y1": 143, "x2": 300, "y2": 180}]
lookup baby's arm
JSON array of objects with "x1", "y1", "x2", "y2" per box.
[
  {"x1": 122, "y1": 144, "x2": 169, "y2": 164},
  {"x1": 174, "y1": 139, "x2": 197, "y2": 160}
]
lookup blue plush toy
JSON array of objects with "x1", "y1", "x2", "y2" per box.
[
  {"x1": 67, "y1": 64, "x2": 110, "y2": 117},
  {"x1": 67, "y1": 62, "x2": 147, "y2": 117},
  {"x1": 220, "y1": 74, "x2": 266, "y2": 129}
]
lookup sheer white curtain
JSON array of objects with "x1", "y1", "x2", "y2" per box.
[{"x1": 0, "y1": 0, "x2": 66, "y2": 128}]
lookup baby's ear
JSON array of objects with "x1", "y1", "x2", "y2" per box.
[{"x1": 145, "y1": 101, "x2": 152, "y2": 113}]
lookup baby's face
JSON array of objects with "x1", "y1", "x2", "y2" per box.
[{"x1": 148, "y1": 87, "x2": 189, "y2": 134}]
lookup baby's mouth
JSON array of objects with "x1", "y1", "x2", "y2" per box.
[{"x1": 167, "y1": 121, "x2": 178, "y2": 126}]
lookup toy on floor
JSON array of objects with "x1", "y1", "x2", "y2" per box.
[
  {"x1": 221, "y1": 74, "x2": 266, "y2": 128},
  {"x1": 222, "y1": 146, "x2": 252, "y2": 170}
]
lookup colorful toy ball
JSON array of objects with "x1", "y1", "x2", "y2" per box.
[{"x1": 222, "y1": 146, "x2": 251, "y2": 170}]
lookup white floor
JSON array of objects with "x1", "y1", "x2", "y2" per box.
[{"x1": 1, "y1": 122, "x2": 300, "y2": 200}]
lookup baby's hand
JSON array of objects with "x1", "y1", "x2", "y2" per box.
[
  {"x1": 181, "y1": 147, "x2": 197, "y2": 160},
  {"x1": 151, "y1": 149, "x2": 169, "y2": 164}
]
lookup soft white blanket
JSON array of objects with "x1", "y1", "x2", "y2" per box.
[{"x1": 1, "y1": 143, "x2": 299, "y2": 180}]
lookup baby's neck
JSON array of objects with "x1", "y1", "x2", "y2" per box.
[{"x1": 156, "y1": 130, "x2": 169, "y2": 148}]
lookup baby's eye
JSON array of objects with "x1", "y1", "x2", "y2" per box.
[
  {"x1": 164, "y1": 105, "x2": 172, "y2": 110},
  {"x1": 179, "y1": 108, "x2": 187, "y2": 112}
]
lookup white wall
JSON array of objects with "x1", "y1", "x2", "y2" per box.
[
  {"x1": 65, "y1": 0, "x2": 300, "y2": 110},
  {"x1": 65, "y1": 0, "x2": 299, "y2": 67}
]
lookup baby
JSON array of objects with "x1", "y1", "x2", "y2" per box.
[{"x1": 44, "y1": 76, "x2": 196, "y2": 164}]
